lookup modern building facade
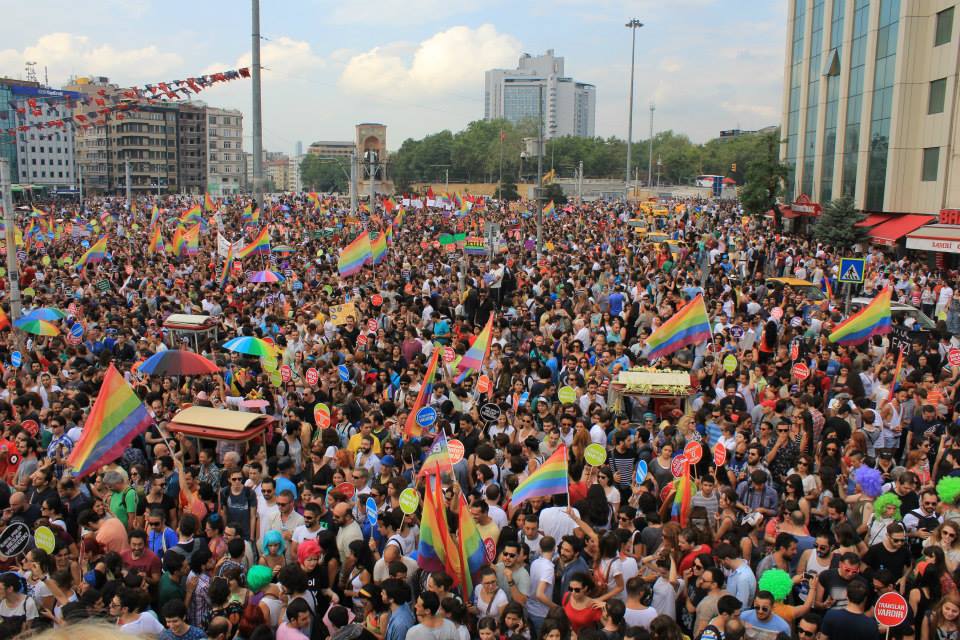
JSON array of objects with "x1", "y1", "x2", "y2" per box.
[
  {"x1": 0, "y1": 79, "x2": 80, "y2": 190},
  {"x1": 177, "y1": 102, "x2": 206, "y2": 195},
  {"x1": 780, "y1": 0, "x2": 960, "y2": 215},
  {"x1": 206, "y1": 106, "x2": 243, "y2": 195},
  {"x1": 308, "y1": 140, "x2": 354, "y2": 159},
  {"x1": 484, "y1": 50, "x2": 596, "y2": 138}
]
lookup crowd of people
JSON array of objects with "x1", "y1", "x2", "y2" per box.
[{"x1": 0, "y1": 191, "x2": 955, "y2": 640}]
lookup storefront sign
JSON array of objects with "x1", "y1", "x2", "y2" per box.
[
  {"x1": 906, "y1": 234, "x2": 960, "y2": 254},
  {"x1": 791, "y1": 194, "x2": 822, "y2": 216}
]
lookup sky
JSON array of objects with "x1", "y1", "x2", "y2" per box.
[{"x1": 0, "y1": 0, "x2": 788, "y2": 155}]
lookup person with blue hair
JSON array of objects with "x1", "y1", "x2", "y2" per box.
[{"x1": 259, "y1": 530, "x2": 286, "y2": 577}]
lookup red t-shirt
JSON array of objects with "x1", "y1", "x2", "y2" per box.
[
  {"x1": 120, "y1": 548, "x2": 162, "y2": 577},
  {"x1": 562, "y1": 592, "x2": 603, "y2": 631}
]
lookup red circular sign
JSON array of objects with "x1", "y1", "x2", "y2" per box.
[
  {"x1": 280, "y1": 365, "x2": 292, "y2": 383},
  {"x1": 335, "y1": 481, "x2": 356, "y2": 500},
  {"x1": 367, "y1": 319, "x2": 378, "y2": 333},
  {"x1": 20, "y1": 420, "x2": 38, "y2": 437},
  {"x1": 483, "y1": 538, "x2": 497, "y2": 563},
  {"x1": 371, "y1": 294, "x2": 383, "y2": 307},
  {"x1": 790, "y1": 341, "x2": 799, "y2": 361},
  {"x1": 671, "y1": 454, "x2": 688, "y2": 478},
  {"x1": 874, "y1": 591, "x2": 909, "y2": 627},
  {"x1": 949, "y1": 348, "x2": 960, "y2": 367},
  {"x1": 356, "y1": 334, "x2": 367, "y2": 347},
  {"x1": 684, "y1": 441, "x2": 703, "y2": 464},
  {"x1": 714, "y1": 443, "x2": 727, "y2": 467},
  {"x1": 659, "y1": 482, "x2": 675, "y2": 503},
  {"x1": 67, "y1": 303, "x2": 79, "y2": 316},
  {"x1": 306, "y1": 368, "x2": 319, "y2": 386},
  {"x1": 448, "y1": 439, "x2": 465, "y2": 464},
  {"x1": 443, "y1": 347, "x2": 456, "y2": 363},
  {"x1": 791, "y1": 363, "x2": 810, "y2": 381},
  {"x1": 476, "y1": 375, "x2": 491, "y2": 394},
  {"x1": 67, "y1": 335, "x2": 81, "y2": 345}
]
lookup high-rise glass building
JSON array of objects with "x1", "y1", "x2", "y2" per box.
[{"x1": 780, "y1": 0, "x2": 960, "y2": 216}]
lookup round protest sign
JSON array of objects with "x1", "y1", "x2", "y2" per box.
[
  {"x1": 34, "y1": 526, "x2": 55, "y2": 554},
  {"x1": 416, "y1": 406, "x2": 437, "y2": 428},
  {"x1": 790, "y1": 341, "x2": 800, "y2": 361},
  {"x1": 365, "y1": 497, "x2": 378, "y2": 527},
  {"x1": 338, "y1": 365, "x2": 350, "y2": 381},
  {"x1": 306, "y1": 368, "x2": 319, "y2": 385},
  {"x1": 10, "y1": 352, "x2": 21, "y2": 369},
  {"x1": 479, "y1": 403, "x2": 501, "y2": 423},
  {"x1": 771, "y1": 307, "x2": 784, "y2": 320},
  {"x1": 874, "y1": 591, "x2": 908, "y2": 627},
  {"x1": 584, "y1": 443, "x2": 607, "y2": 466},
  {"x1": 399, "y1": 488, "x2": 419, "y2": 514},
  {"x1": 722, "y1": 354, "x2": 738, "y2": 374},
  {"x1": 20, "y1": 420, "x2": 38, "y2": 437},
  {"x1": 484, "y1": 538, "x2": 497, "y2": 563},
  {"x1": 280, "y1": 365, "x2": 292, "y2": 383},
  {"x1": 949, "y1": 348, "x2": 960, "y2": 367},
  {"x1": 443, "y1": 347, "x2": 456, "y2": 363},
  {"x1": 367, "y1": 319, "x2": 378, "y2": 333},
  {"x1": 558, "y1": 386, "x2": 577, "y2": 405},
  {"x1": 356, "y1": 334, "x2": 367, "y2": 347},
  {"x1": 448, "y1": 439, "x2": 465, "y2": 464},
  {"x1": 336, "y1": 482, "x2": 356, "y2": 500},
  {"x1": 314, "y1": 403, "x2": 331, "y2": 429},
  {"x1": 684, "y1": 441, "x2": 703, "y2": 464},
  {"x1": 791, "y1": 363, "x2": 810, "y2": 381},
  {"x1": 671, "y1": 454, "x2": 688, "y2": 478},
  {"x1": 714, "y1": 443, "x2": 727, "y2": 467},
  {"x1": 0, "y1": 522, "x2": 31, "y2": 558},
  {"x1": 635, "y1": 459, "x2": 648, "y2": 483},
  {"x1": 371, "y1": 294, "x2": 383, "y2": 307}
]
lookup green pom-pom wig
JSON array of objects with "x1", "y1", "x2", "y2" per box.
[
  {"x1": 937, "y1": 477, "x2": 960, "y2": 505},
  {"x1": 873, "y1": 492, "x2": 902, "y2": 520},
  {"x1": 758, "y1": 569, "x2": 794, "y2": 602}
]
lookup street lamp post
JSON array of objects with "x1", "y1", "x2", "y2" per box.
[{"x1": 625, "y1": 19, "x2": 644, "y2": 197}]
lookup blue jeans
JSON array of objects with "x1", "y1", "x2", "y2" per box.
[{"x1": 528, "y1": 613, "x2": 545, "y2": 638}]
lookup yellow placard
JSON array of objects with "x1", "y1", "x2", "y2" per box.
[{"x1": 329, "y1": 301, "x2": 358, "y2": 326}]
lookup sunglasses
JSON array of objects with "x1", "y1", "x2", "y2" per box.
[
  {"x1": 798, "y1": 630, "x2": 816, "y2": 637},
  {"x1": 568, "y1": 586, "x2": 582, "y2": 593},
  {"x1": 277, "y1": 501, "x2": 292, "y2": 507}
]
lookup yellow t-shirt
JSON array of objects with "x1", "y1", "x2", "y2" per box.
[{"x1": 347, "y1": 432, "x2": 382, "y2": 455}]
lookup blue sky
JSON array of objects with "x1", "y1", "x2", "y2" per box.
[{"x1": 0, "y1": 0, "x2": 787, "y2": 155}]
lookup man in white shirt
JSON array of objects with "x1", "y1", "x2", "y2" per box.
[
  {"x1": 526, "y1": 537, "x2": 556, "y2": 635},
  {"x1": 539, "y1": 504, "x2": 580, "y2": 541}
]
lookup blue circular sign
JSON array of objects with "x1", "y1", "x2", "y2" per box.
[
  {"x1": 10, "y1": 352, "x2": 21, "y2": 368},
  {"x1": 518, "y1": 392, "x2": 529, "y2": 407},
  {"x1": 70, "y1": 322, "x2": 84, "y2": 338},
  {"x1": 337, "y1": 364, "x2": 350, "y2": 382},
  {"x1": 635, "y1": 459, "x2": 648, "y2": 484},
  {"x1": 365, "y1": 497, "x2": 378, "y2": 527},
  {"x1": 81, "y1": 240, "x2": 90, "y2": 249},
  {"x1": 292, "y1": 281, "x2": 303, "y2": 291},
  {"x1": 416, "y1": 406, "x2": 437, "y2": 428}
]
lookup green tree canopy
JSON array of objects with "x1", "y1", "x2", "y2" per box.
[
  {"x1": 300, "y1": 155, "x2": 349, "y2": 193},
  {"x1": 812, "y1": 195, "x2": 868, "y2": 247}
]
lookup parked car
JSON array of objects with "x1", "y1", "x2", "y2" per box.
[
  {"x1": 765, "y1": 277, "x2": 826, "y2": 302},
  {"x1": 850, "y1": 297, "x2": 936, "y2": 331}
]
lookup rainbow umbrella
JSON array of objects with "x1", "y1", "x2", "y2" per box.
[
  {"x1": 248, "y1": 270, "x2": 285, "y2": 283},
  {"x1": 137, "y1": 350, "x2": 220, "y2": 376},
  {"x1": 223, "y1": 336, "x2": 280, "y2": 357},
  {"x1": 23, "y1": 308, "x2": 66, "y2": 321},
  {"x1": 13, "y1": 318, "x2": 60, "y2": 336}
]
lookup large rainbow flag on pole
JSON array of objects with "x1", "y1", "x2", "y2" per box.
[
  {"x1": 510, "y1": 444, "x2": 568, "y2": 504},
  {"x1": 454, "y1": 314, "x2": 493, "y2": 383},
  {"x1": 829, "y1": 287, "x2": 892, "y2": 345},
  {"x1": 418, "y1": 431, "x2": 453, "y2": 478},
  {"x1": 338, "y1": 231, "x2": 371, "y2": 277},
  {"x1": 219, "y1": 244, "x2": 235, "y2": 290},
  {"x1": 456, "y1": 493, "x2": 487, "y2": 597},
  {"x1": 642, "y1": 294, "x2": 711, "y2": 360},
  {"x1": 66, "y1": 364, "x2": 154, "y2": 478},
  {"x1": 77, "y1": 236, "x2": 107, "y2": 270},
  {"x1": 417, "y1": 473, "x2": 459, "y2": 579},
  {"x1": 404, "y1": 348, "x2": 441, "y2": 438},
  {"x1": 370, "y1": 232, "x2": 388, "y2": 266},
  {"x1": 148, "y1": 226, "x2": 165, "y2": 254},
  {"x1": 204, "y1": 193, "x2": 216, "y2": 212},
  {"x1": 183, "y1": 224, "x2": 200, "y2": 256},
  {"x1": 671, "y1": 457, "x2": 694, "y2": 526},
  {"x1": 180, "y1": 205, "x2": 202, "y2": 224},
  {"x1": 237, "y1": 227, "x2": 270, "y2": 259}
]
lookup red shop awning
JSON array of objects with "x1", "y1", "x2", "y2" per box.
[
  {"x1": 855, "y1": 213, "x2": 894, "y2": 228},
  {"x1": 868, "y1": 214, "x2": 937, "y2": 246},
  {"x1": 765, "y1": 206, "x2": 799, "y2": 219}
]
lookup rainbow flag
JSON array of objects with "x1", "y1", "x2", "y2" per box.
[
  {"x1": 643, "y1": 294, "x2": 711, "y2": 361},
  {"x1": 370, "y1": 232, "x2": 387, "y2": 265},
  {"x1": 66, "y1": 364, "x2": 154, "y2": 478},
  {"x1": 511, "y1": 444, "x2": 568, "y2": 504},
  {"x1": 822, "y1": 278, "x2": 834, "y2": 300},
  {"x1": 237, "y1": 227, "x2": 270, "y2": 259},
  {"x1": 404, "y1": 348, "x2": 441, "y2": 438},
  {"x1": 671, "y1": 457, "x2": 694, "y2": 526},
  {"x1": 242, "y1": 203, "x2": 253, "y2": 224},
  {"x1": 148, "y1": 226, "x2": 165, "y2": 254},
  {"x1": 77, "y1": 236, "x2": 108, "y2": 270},
  {"x1": 180, "y1": 205, "x2": 202, "y2": 224},
  {"x1": 307, "y1": 192, "x2": 320, "y2": 209},
  {"x1": 338, "y1": 231, "x2": 371, "y2": 277},
  {"x1": 149, "y1": 205, "x2": 160, "y2": 229},
  {"x1": 418, "y1": 473, "x2": 459, "y2": 579},
  {"x1": 455, "y1": 315, "x2": 493, "y2": 383},
  {"x1": 418, "y1": 431, "x2": 453, "y2": 478},
  {"x1": 169, "y1": 226, "x2": 185, "y2": 256},
  {"x1": 204, "y1": 193, "x2": 215, "y2": 212},
  {"x1": 829, "y1": 287, "x2": 892, "y2": 345},
  {"x1": 456, "y1": 493, "x2": 487, "y2": 597},
  {"x1": 183, "y1": 224, "x2": 200, "y2": 256},
  {"x1": 219, "y1": 244, "x2": 235, "y2": 290},
  {"x1": 543, "y1": 200, "x2": 556, "y2": 217},
  {"x1": 458, "y1": 197, "x2": 471, "y2": 216}
]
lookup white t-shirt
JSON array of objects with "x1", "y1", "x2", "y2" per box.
[
  {"x1": 624, "y1": 605, "x2": 658, "y2": 629},
  {"x1": 488, "y1": 504, "x2": 508, "y2": 530},
  {"x1": 292, "y1": 524, "x2": 320, "y2": 545},
  {"x1": 0, "y1": 596, "x2": 37, "y2": 624},
  {"x1": 472, "y1": 585, "x2": 509, "y2": 619},
  {"x1": 120, "y1": 612, "x2": 165, "y2": 636},
  {"x1": 526, "y1": 557, "x2": 555, "y2": 618},
  {"x1": 539, "y1": 507, "x2": 579, "y2": 541}
]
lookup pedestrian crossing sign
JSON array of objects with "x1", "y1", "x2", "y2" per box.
[{"x1": 838, "y1": 257, "x2": 865, "y2": 284}]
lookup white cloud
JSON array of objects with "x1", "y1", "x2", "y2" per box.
[
  {"x1": 323, "y1": 0, "x2": 484, "y2": 26},
  {"x1": 339, "y1": 24, "x2": 521, "y2": 96},
  {"x1": 0, "y1": 33, "x2": 182, "y2": 85}
]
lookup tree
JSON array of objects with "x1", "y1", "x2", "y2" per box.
[
  {"x1": 498, "y1": 180, "x2": 520, "y2": 201},
  {"x1": 812, "y1": 195, "x2": 868, "y2": 246},
  {"x1": 739, "y1": 131, "x2": 788, "y2": 222},
  {"x1": 542, "y1": 183, "x2": 568, "y2": 205},
  {"x1": 300, "y1": 155, "x2": 348, "y2": 193}
]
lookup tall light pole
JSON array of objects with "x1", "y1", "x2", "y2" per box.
[
  {"x1": 625, "y1": 19, "x2": 643, "y2": 196},
  {"x1": 648, "y1": 102, "x2": 655, "y2": 190},
  {"x1": 251, "y1": 0, "x2": 264, "y2": 207}
]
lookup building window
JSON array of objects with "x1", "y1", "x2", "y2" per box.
[
  {"x1": 922, "y1": 147, "x2": 939, "y2": 181},
  {"x1": 936, "y1": 7, "x2": 954, "y2": 46},
  {"x1": 929, "y1": 78, "x2": 947, "y2": 113}
]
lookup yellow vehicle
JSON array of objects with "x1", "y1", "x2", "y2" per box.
[
  {"x1": 765, "y1": 277, "x2": 826, "y2": 301},
  {"x1": 652, "y1": 206, "x2": 669, "y2": 216},
  {"x1": 665, "y1": 239, "x2": 688, "y2": 255},
  {"x1": 646, "y1": 232, "x2": 670, "y2": 244},
  {"x1": 627, "y1": 219, "x2": 649, "y2": 235}
]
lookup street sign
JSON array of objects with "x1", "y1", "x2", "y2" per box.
[
  {"x1": 838, "y1": 257, "x2": 865, "y2": 284},
  {"x1": 874, "y1": 591, "x2": 909, "y2": 627},
  {"x1": 635, "y1": 460, "x2": 648, "y2": 483},
  {"x1": 338, "y1": 364, "x2": 350, "y2": 381}
]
